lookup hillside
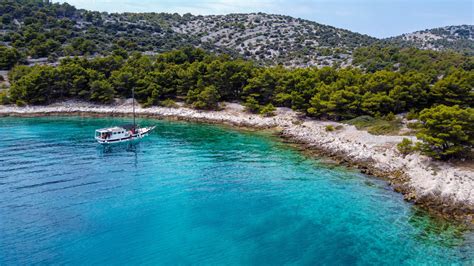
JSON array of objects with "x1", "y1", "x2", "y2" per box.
[
  {"x1": 0, "y1": 0, "x2": 377, "y2": 67},
  {"x1": 387, "y1": 25, "x2": 474, "y2": 54},
  {"x1": 171, "y1": 13, "x2": 377, "y2": 66},
  {"x1": 0, "y1": 0, "x2": 472, "y2": 70}
]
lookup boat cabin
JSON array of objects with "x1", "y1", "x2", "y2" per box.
[{"x1": 95, "y1": 124, "x2": 136, "y2": 143}]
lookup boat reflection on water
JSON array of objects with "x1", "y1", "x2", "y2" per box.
[
  {"x1": 97, "y1": 141, "x2": 141, "y2": 167},
  {"x1": 100, "y1": 141, "x2": 141, "y2": 153}
]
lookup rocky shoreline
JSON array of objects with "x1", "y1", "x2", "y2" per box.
[{"x1": 1, "y1": 100, "x2": 473, "y2": 224}]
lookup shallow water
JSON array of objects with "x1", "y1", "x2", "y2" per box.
[{"x1": 0, "y1": 117, "x2": 472, "y2": 265}]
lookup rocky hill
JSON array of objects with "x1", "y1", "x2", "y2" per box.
[
  {"x1": 387, "y1": 25, "x2": 474, "y2": 53},
  {"x1": 171, "y1": 13, "x2": 376, "y2": 67},
  {"x1": 0, "y1": 0, "x2": 472, "y2": 69},
  {"x1": 0, "y1": 0, "x2": 377, "y2": 67}
]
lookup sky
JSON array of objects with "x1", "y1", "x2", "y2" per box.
[{"x1": 58, "y1": 0, "x2": 474, "y2": 38}]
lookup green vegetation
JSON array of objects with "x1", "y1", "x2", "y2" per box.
[
  {"x1": 344, "y1": 116, "x2": 376, "y2": 128},
  {"x1": 2, "y1": 45, "x2": 473, "y2": 160},
  {"x1": 243, "y1": 96, "x2": 262, "y2": 113},
  {"x1": 367, "y1": 121, "x2": 402, "y2": 135},
  {"x1": 159, "y1": 99, "x2": 178, "y2": 108},
  {"x1": 187, "y1": 85, "x2": 220, "y2": 110},
  {"x1": 416, "y1": 105, "x2": 473, "y2": 160},
  {"x1": 387, "y1": 25, "x2": 474, "y2": 55},
  {"x1": 89, "y1": 80, "x2": 115, "y2": 104},
  {"x1": 325, "y1": 125, "x2": 335, "y2": 132},
  {"x1": 6, "y1": 48, "x2": 253, "y2": 107},
  {"x1": 1, "y1": 1, "x2": 473, "y2": 161},
  {"x1": 1, "y1": 1, "x2": 471, "y2": 71},
  {"x1": 397, "y1": 138, "x2": 417, "y2": 155},
  {"x1": 353, "y1": 45, "x2": 473, "y2": 77},
  {"x1": 0, "y1": 46, "x2": 24, "y2": 70},
  {"x1": 259, "y1": 103, "x2": 276, "y2": 116},
  {"x1": 0, "y1": 91, "x2": 10, "y2": 104},
  {"x1": 344, "y1": 116, "x2": 403, "y2": 135},
  {"x1": 0, "y1": 0, "x2": 199, "y2": 60}
]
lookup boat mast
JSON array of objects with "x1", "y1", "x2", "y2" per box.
[{"x1": 132, "y1": 87, "x2": 136, "y2": 126}]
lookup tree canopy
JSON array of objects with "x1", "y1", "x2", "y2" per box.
[
  {"x1": 4, "y1": 47, "x2": 474, "y2": 159},
  {"x1": 417, "y1": 105, "x2": 473, "y2": 160}
]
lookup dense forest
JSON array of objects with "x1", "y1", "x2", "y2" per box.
[{"x1": 2, "y1": 47, "x2": 473, "y2": 160}]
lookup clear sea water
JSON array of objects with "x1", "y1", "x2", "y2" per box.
[{"x1": 0, "y1": 117, "x2": 473, "y2": 265}]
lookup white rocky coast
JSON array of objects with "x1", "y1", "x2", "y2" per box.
[{"x1": 1, "y1": 100, "x2": 473, "y2": 222}]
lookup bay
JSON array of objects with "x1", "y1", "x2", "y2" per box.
[{"x1": 0, "y1": 117, "x2": 472, "y2": 265}]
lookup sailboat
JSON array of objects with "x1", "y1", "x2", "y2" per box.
[{"x1": 95, "y1": 88, "x2": 156, "y2": 144}]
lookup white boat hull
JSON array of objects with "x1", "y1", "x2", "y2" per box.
[{"x1": 95, "y1": 126, "x2": 156, "y2": 144}]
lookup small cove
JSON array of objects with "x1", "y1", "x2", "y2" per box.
[{"x1": 0, "y1": 116, "x2": 472, "y2": 264}]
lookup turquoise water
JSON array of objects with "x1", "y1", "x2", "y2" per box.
[{"x1": 0, "y1": 117, "x2": 472, "y2": 265}]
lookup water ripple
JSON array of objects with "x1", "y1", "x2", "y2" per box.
[
  {"x1": 0, "y1": 117, "x2": 472, "y2": 265},
  {"x1": 14, "y1": 178, "x2": 77, "y2": 190}
]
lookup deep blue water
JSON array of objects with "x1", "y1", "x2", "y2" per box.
[{"x1": 0, "y1": 117, "x2": 472, "y2": 265}]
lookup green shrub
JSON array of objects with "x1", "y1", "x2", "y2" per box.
[
  {"x1": 345, "y1": 115, "x2": 402, "y2": 135},
  {"x1": 406, "y1": 109, "x2": 418, "y2": 120},
  {"x1": 385, "y1": 112, "x2": 396, "y2": 121},
  {"x1": 187, "y1": 85, "x2": 220, "y2": 110},
  {"x1": 160, "y1": 99, "x2": 178, "y2": 108},
  {"x1": 141, "y1": 100, "x2": 152, "y2": 108},
  {"x1": 0, "y1": 90, "x2": 9, "y2": 105},
  {"x1": 345, "y1": 116, "x2": 376, "y2": 128},
  {"x1": 407, "y1": 122, "x2": 422, "y2": 130},
  {"x1": 417, "y1": 105, "x2": 473, "y2": 160},
  {"x1": 243, "y1": 96, "x2": 261, "y2": 113},
  {"x1": 397, "y1": 138, "x2": 416, "y2": 155},
  {"x1": 325, "y1": 125, "x2": 335, "y2": 132},
  {"x1": 259, "y1": 103, "x2": 276, "y2": 116},
  {"x1": 367, "y1": 122, "x2": 401, "y2": 135},
  {"x1": 16, "y1": 99, "x2": 26, "y2": 106},
  {"x1": 0, "y1": 46, "x2": 22, "y2": 70},
  {"x1": 89, "y1": 80, "x2": 115, "y2": 104}
]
